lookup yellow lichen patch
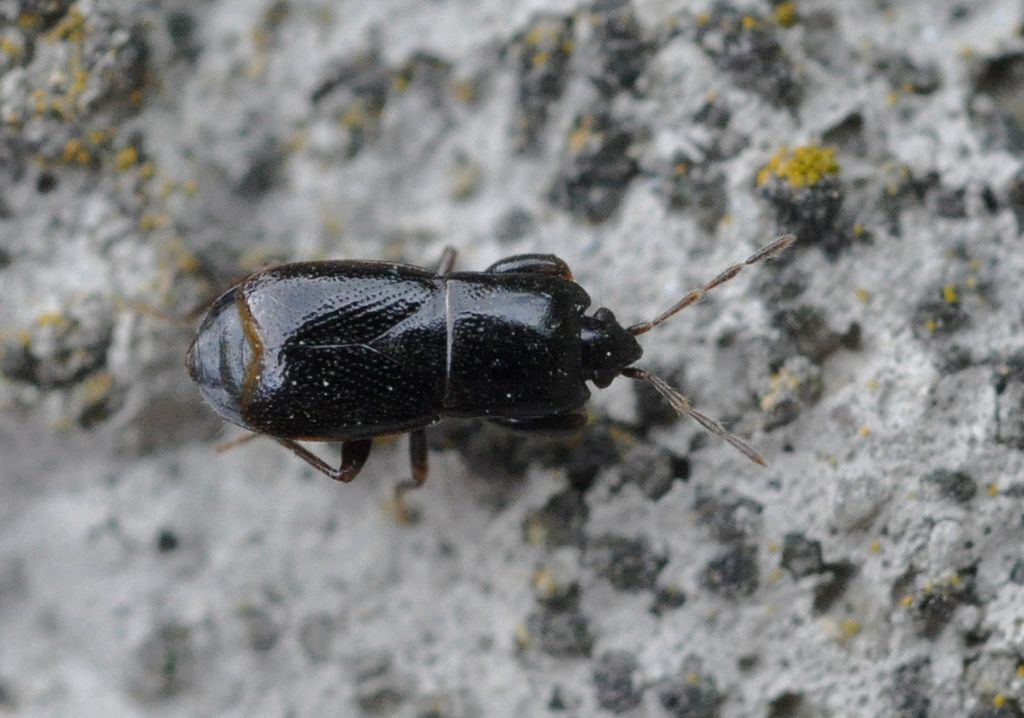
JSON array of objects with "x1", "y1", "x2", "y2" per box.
[
  {"x1": 17, "y1": 13, "x2": 42, "y2": 31},
  {"x1": 0, "y1": 36, "x2": 23, "y2": 58},
  {"x1": 923, "y1": 318, "x2": 938, "y2": 333},
  {"x1": 36, "y1": 312, "x2": 68, "y2": 328},
  {"x1": 48, "y1": 5, "x2": 87, "y2": 43},
  {"x1": 31, "y1": 89, "x2": 48, "y2": 116},
  {"x1": 114, "y1": 145, "x2": 138, "y2": 171},
  {"x1": 774, "y1": 2, "x2": 798, "y2": 28},
  {"x1": 840, "y1": 619, "x2": 861, "y2": 640},
  {"x1": 757, "y1": 145, "x2": 839, "y2": 187},
  {"x1": 62, "y1": 138, "x2": 91, "y2": 165},
  {"x1": 524, "y1": 516, "x2": 548, "y2": 547},
  {"x1": 568, "y1": 116, "x2": 596, "y2": 155},
  {"x1": 674, "y1": 161, "x2": 688, "y2": 175},
  {"x1": 898, "y1": 594, "x2": 914, "y2": 608},
  {"x1": 741, "y1": 15, "x2": 759, "y2": 30},
  {"x1": 182, "y1": 179, "x2": 199, "y2": 196},
  {"x1": 994, "y1": 694, "x2": 1007, "y2": 708},
  {"x1": 759, "y1": 367, "x2": 801, "y2": 411},
  {"x1": 531, "y1": 51, "x2": 549, "y2": 69},
  {"x1": 339, "y1": 103, "x2": 366, "y2": 130},
  {"x1": 869, "y1": 540, "x2": 881, "y2": 553},
  {"x1": 942, "y1": 284, "x2": 958, "y2": 304},
  {"x1": 451, "y1": 79, "x2": 477, "y2": 103},
  {"x1": 854, "y1": 287, "x2": 871, "y2": 304},
  {"x1": 987, "y1": 483, "x2": 999, "y2": 497},
  {"x1": 852, "y1": 223, "x2": 866, "y2": 237},
  {"x1": 88, "y1": 128, "x2": 113, "y2": 145},
  {"x1": 514, "y1": 623, "x2": 530, "y2": 650},
  {"x1": 531, "y1": 568, "x2": 560, "y2": 598},
  {"x1": 159, "y1": 238, "x2": 201, "y2": 274},
  {"x1": 607, "y1": 424, "x2": 636, "y2": 447},
  {"x1": 78, "y1": 372, "x2": 113, "y2": 404},
  {"x1": 139, "y1": 213, "x2": 169, "y2": 232},
  {"x1": 858, "y1": 425, "x2": 871, "y2": 438},
  {"x1": 696, "y1": 11, "x2": 711, "y2": 27},
  {"x1": 1017, "y1": 664, "x2": 1024, "y2": 679}
]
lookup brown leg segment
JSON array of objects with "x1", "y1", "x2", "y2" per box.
[
  {"x1": 408, "y1": 428, "x2": 429, "y2": 486},
  {"x1": 272, "y1": 437, "x2": 373, "y2": 482},
  {"x1": 392, "y1": 429, "x2": 429, "y2": 523},
  {"x1": 436, "y1": 247, "x2": 457, "y2": 276},
  {"x1": 485, "y1": 254, "x2": 573, "y2": 280}
]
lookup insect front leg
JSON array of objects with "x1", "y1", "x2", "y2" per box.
[
  {"x1": 488, "y1": 412, "x2": 587, "y2": 436},
  {"x1": 390, "y1": 429, "x2": 429, "y2": 524},
  {"x1": 485, "y1": 254, "x2": 573, "y2": 279},
  {"x1": 272, "y1": 438, "x2": 372, "y2": 482},
  {"x1": 436, "y1": 247, "x2": 457, "y2": 276}
]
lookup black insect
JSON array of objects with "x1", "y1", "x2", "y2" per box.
[{"x1": 186, "y1": 236, "x2": 794, "y2": 489}]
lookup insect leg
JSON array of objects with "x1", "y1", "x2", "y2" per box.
[
  {"x1": 272, "y1": 437, "x2": 372, "y2": 482},
  {"x1": 391, "y1": 429, "x2": 429, "y2": 524},
  {"x1": 408, "y1": 428, "x2": 429, "y2": 486},
  {"x1": 489, "y1": 412, "x2": 587, "y2": 436},
  {"x1": 485, "y1": 254, "x2": 573, "y2": 279},
  {"x1": 627, "y1": 234, "x2": 795, "y2": 336},
  {"x1": 436, "y1": 246, "x2": 457, "y2": 276}
]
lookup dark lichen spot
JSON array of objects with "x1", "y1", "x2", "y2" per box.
[
  {"x1": 523, "y1": 488, "x2": 589, "y2": 548},
  {"x1": 312, "y1": 50, "x2": 392, "y2": 158},
  {"x1": 970, "y1": 52, "x2": 1024, "y2": 154},
  {"x1": 592, "y1": 650, "x2": 643, "y2": 713},
  {"x1": 549, "y1": 110, "x2": 640, "y2": 222},
  {"x1": 235, "y1": 141, "x2": 284, "y2": 198},
  {"x1": 911, "y1": 569, "x2": 978, "y2": 639},
  {"x1": 701, "y1": 544, "x2": 758, "y2": 598},
  {"x1": 587, "y1": 0, "x2": 654, "y2": 95},
  {"x1": 166, "y1": 11, "x2": 200, "y2": 62},
  {"x1": 513, "y1": 14, "x2": 575, "y2": 153},
  {"x1": 657, "y1": 666, "x2": 723, "y2": 718},
  {"x1": 586, "y1": 535, "x2": 668, "y2": 592},
  {"x1": 922, "y1": 469, "x2": 977, "y2": 503},
  {"x1": 889, "y1": 658, "x2": 931, "y2": 718},
  {"x1": 693, "y1": 4, "x2": 803, "y2": 108},
  {"x1": 771, "y1": 305, "x2": 852, "y2": 363},
  {"x1": 912, "y1": 290, "x2": 969, "y2": 340},
  {"x1": 616, "y1": 444, "x2": 690, "y2": 501},
  {"x1": 156, "y1": 529, "x2": 179, "y2": 552},
  {"x1": 812, "y1": 561, "x2": 856, "y2": 613},
  {"x1": 524, "y1": 606, "x2": 595, "y2": 658},
  {"x1": 693, "y1": 492, "x2": 763, "y2": 543},
  {"x1": 876, "y1": 55, "x2": 942, "y2": 95},
  {"x1": 665, "y1": 156, "x2": 729, "y2": 232},
  {"x1": 767, "y1": 691, "x2": 805, "y2": 718},
  {"x1": 36, "y1": 171, "x2": 57, "y2": 193},
  {"x1": 650, "y1": 585, "x2": 687, "y2": 615},
  {"x1": 780, "y1": 533, "x2": 824, "y2": 578}
]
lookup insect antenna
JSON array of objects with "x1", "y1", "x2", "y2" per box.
[
  {"x1": 620, "y1": 367, "x2": 766, "y2": 466},
  {"x1": 627, "y1": 234, "x2": 796, "y2": 336}
]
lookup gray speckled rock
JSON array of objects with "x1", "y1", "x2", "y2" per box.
[{"x1": 2, "y1": 0, "x2": 1024, "y2": 716}]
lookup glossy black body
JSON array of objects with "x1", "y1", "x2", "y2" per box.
[{"x1": 186, "y1": 257, "x2": 642, "y2": 442}]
